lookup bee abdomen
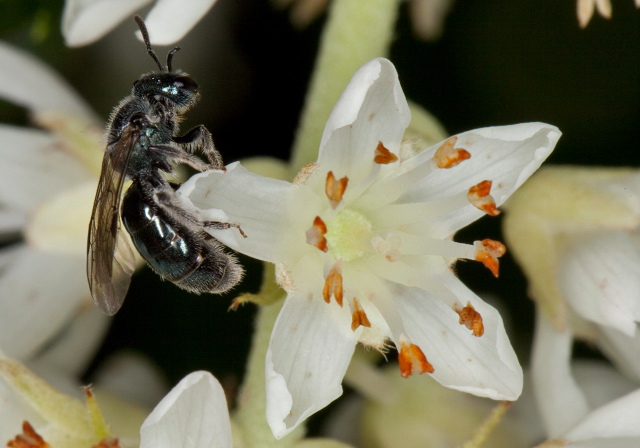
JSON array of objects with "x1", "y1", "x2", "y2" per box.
[{"x1": 121, "y1": 182, "x2": 242, "y2": 293}]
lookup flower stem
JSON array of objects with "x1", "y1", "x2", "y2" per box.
[{"x1": 289, "y1": 0, "x2": 399, "y2": 176}]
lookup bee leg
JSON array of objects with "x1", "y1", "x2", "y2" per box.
[
  {"x1": 203, "y1": 220, "x2": 247, "y2": 238},
  {"x1": 172, "y1": 125, "x2": 224, "y2": 170},
  {"x1": 148, "y1": 144, "x2": 214, "y2": 172}
]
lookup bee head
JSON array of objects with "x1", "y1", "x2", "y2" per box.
[
  {"x1": 133, "y1": 72, "x2": 199, "y2": 110},
  {"x1": 132, "y1": 15, "x2": 199, "y2": 110}
]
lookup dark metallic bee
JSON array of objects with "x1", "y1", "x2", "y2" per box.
[{"x1": 87, "y1": 15, "x2": 244, "y2": 316}]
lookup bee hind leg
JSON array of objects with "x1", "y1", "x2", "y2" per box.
[{"x1": 203, "y1": 220, "x2": 247, "y2": 238}]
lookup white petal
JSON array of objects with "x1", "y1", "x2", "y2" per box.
[
  {"x1": 178, "y1": 162, "x2": 311, "y2": 263},
  {"x1": 266, "y1": 294, "x2": 357, "y2": 439},
  {"x1": 318, "y1": 58, "x2": 411, "y2": 185},
  {"x1": 62, "y1": 0, "x2": 152, "y2": 47},
  {"x1": 0, "y1": 246, "x2": 88, "y2": 360},
  {"x1": 565, "y1": 389, "x2": 640, "y2": 441},
  {"x1": 141, "y1": 0, "x2": 219, "y2": 45},
  {"x1": 0, "y1": 42, "x2": 97, "y2": 119},
  {"x1": 390, "y1": 272, "x2": 523, "y2": 400},
  {"x1": 92, "y1": 352, "x2": 168, "y2": 408},
  {"x1": 558, "y1": 232, "x2": 640, "y2": 337},
  {"x1": 597, "y1": 325, "x2": 640, "y2": 383},
  {"x1": 531, "y1": 309, "x2": 589, "y2": 438},
  {"x1": 401, "y1": 123, "x2": 561, "y2": 237},
  {"x1": 30, "y1": 306, "x2": 110, "y2": 378},
  {"x1": 0, "y1": 125, "x2": 93, "y2": 210},
  {"x1": 140, "y1": 371, "x2": 232, "y2": 448}
]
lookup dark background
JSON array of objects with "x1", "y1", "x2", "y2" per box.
[{"x1": 1, "y1": 0, "x2": 638, "y2": 424}]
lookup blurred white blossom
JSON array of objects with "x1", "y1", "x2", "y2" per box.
[
  {"x1": 179, "y1": 57, "x2": 560, "y2": 438},
  {"x1": 0, "y1": 41, "x2": 109, "y2": 371},
  {"x1": 62, "y1": 0, "x2": 219, "y2": 46},
  {"x1": 504, "y1": 166, "x2": 640, "y2": 436}
]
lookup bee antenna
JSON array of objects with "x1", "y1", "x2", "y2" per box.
[
  {"x1": 166, "y1": 47, "x2": 181, "y2": 72},
  {"x1": 134, "y1": 15, "x2": 164, "y2": 72}
]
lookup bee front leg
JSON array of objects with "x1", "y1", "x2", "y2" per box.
[{"x1": 173, "y1": 125, "x2": 223, "y2": 170}]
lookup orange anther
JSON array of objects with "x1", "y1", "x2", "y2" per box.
[
  {"x1": 92, "y1": 439, "x2": 123, "y2": 448},
  {"x1": 468, "y1": 180, "x2": 500, "y2": 216},
  {"x1": 350, "y1": 297, "x2": 371, "y2": 330},
  {"x1": 398, "y1": 342, "x2": 434, "y2": 378},
  {"x1": 323, "y1": 261, "x2": 344, "y2": 306},
  {"x1": 305, "y1": 216, "x2": 328, "y2": 252},
  {"x1": 475, "y1": 239, "x2": 507, "y2": 277},
  {"x1": 374, "y1": 141, "x2": 399, "y2": 164},
  {"x1": 325, "y1": 171, "x2": 349, "y2": 209},
  {"x1": 7, "y1": 421, "x2": 50, "y2": 448},
  {"x1": 433, "y1": 136, "x2": 471, "y2": 168},
  {"x1": 455, "y1": 301, "x2": 484, "y2": 337}
]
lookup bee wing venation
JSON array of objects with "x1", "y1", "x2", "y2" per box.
[{"x1": 87, "y1": 126, "x2": 139, "y2": 316}]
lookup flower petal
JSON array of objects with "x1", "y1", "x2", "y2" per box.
[
  {"x1": 558, "y1": 231, "x2": 640, "y2": 337},
  {"x1": 0, "y1": 125, "x2": 93, "y2": 210},
  {"x1": 597, "y1": 325, "x2": 640, "y2": 383},
  {"x1": 266, "y1": 294, "x2": 357, "y2": 439},
  {"x1": 0, "y1": 42, "x2": 97, "y2": 119},
  {"x1": 141, "y1": 0, "x2": 219, "y2": 45},
  {"x1": 0, "y1": 246, "x2": 88, "y2": 360},
  {"x1": 62, "y1": 0, "x2": 152, "y2": 47},
  {"x1": 178, "y1": 162, "x2": 316, "y2": 263},
  {"x1": 565, "y1": 389, "x2": 640, "y2": 441},
  {"x1": 390, "y1": 272, "x2": 523, "y2": 400},
  {"x1": 140, "y1": 371, "x2": 232, "y2": 448},
  {"x1": 401, "y1": 123, "x2": 561, "y2": 237},
  {"x1": 317, "y1": 58, "x2": 411, "y2": 186},
  {"x1": 531, "y1": 309, "x2": 589, "y2": 438}
]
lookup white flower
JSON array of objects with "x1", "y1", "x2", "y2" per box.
[
  {"x1": 179, "y1": 57, "x2": 560, "y2": 438},
  {"x1": 62, "y1": 0, "x2": 219, "y2": 47},
  {"x1": 0, "y1": 41, "x2": 108, "y2": 369},
  {"x1": 140, "y1": 371, "x2": 233, "y2": 448},
  {"x1": 536, "y1": 387, "x2": 640, "y2": 448},
  {"x1": 577, "y1": 0, "x2": 640, "y2": 28},
  {"x1": 503, "y1": 166, "x2": 640, "y2": 437},
  {"x1": 272, "y1": 0, "x2": 455, "y2": 40}
]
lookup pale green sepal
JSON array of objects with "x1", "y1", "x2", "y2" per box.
[
  {"x1": 240, "y1": 157, "x2": 291, "y2": 181},
  {"x1": 405, "y1": 101, "x2": 449, "y2": 148}
]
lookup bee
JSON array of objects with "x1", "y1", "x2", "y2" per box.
[{"x1": 87, "y1": 15, "x2": 244, "y2": 316}]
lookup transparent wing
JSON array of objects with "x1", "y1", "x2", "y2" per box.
[{"x1": 87, "y1": 126, "x2": 139, "y2": 316}]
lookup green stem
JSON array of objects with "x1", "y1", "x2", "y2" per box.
[{"x1": 289, "y1": 0, "x2": 399, "y2": 176}]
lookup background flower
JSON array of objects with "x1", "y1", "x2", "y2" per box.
[
  {"x1": 0, "y1": 41, "x2": 109, "y2": 372},
  {"x1": 504, "y1": 166, "x2": 640, "y2": 436},
  {"x1": 62, "y1": 0, "x2": 220, "y2": 46}
]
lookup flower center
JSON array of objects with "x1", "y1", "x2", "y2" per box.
[{"x1": 325, "y1": 209, "x2": 373, "y2": 261}]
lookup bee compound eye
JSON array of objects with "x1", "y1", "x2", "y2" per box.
[{"x1": 173, "y1": 76, "x2": 198, "y2": 93}]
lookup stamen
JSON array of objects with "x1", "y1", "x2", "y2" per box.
[
  {"x1": 474, "y1": 239, "x2": 507, "y2": 277},
  {"x1": 455, "y1": 301, "x2": 484, "y2": 337},
  {"x1": 468, "y1": 180, "x2": 500, "y2": 216},
  {"x1": 305, "y1": 216, "x2": 328, "y2": 252},
  {"x1": 374, "y1": 141, "x2": 399, "y2": 164},
  {"x1": 323, "y1": 260, "x2": 344, "y2": 306},
  {"x1": 7, "y1": 421, "x2": 50, "y2": 448},
  {"x1": 398, "y1": 341, "x2": 434, "y2": 378},
  {"x1": 325, "y1": 171, "x2": 349, "y2": 209},
  {"x1": 433, "y1": 136, "x2": 471, "y2": 169},
  {"x1": 351, "y1": 297, "x2": 371, "y2": 330}
]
